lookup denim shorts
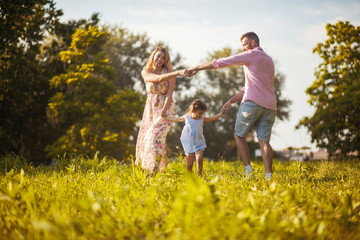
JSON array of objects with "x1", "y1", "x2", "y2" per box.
[{"x1": 234, "y1": 101, "x2": 276, "y2": 141}]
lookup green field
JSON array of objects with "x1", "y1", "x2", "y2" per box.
[{"x1": 1, "y1": 155, "x2": 360, "y2": 239}]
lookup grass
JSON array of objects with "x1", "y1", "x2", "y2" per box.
[{"x1": 1, "y1": 154, "x2": 360, "y2": 239}]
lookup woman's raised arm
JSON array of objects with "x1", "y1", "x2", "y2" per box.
[{"x1": 142, "y1": 69, "x2": 188, "y2": 83}]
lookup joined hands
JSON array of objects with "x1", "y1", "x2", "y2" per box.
[
  {"x1": 185, "y1": 67, "x2": 199, "y2": 77},
  {"x1": 178, "y1": 68, "x2": 199, "y2": 78}
]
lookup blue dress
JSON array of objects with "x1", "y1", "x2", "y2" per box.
[{"x1": 180, "y1": 114, "x2": 206, "y2": 155}]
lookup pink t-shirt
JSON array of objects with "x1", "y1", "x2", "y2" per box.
[{"x1": 212, "y1": 47, "x2": 277, "y2": 111}]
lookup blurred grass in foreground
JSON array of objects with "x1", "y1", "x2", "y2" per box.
[{"x1": 1, "y1": 154, "x2": 360, "y2": 239}]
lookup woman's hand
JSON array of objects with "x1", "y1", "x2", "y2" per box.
[
  {"x1": 161, "y1": 108, "x2": 168, "y2": 118},
  {"x1": 177, "y1": 69, "x2": 188, "y2": 76}
]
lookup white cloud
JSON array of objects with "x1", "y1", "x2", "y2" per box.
[
  {"x1": 123, "y1": 6, "x2": 190, "y2": 19},
  {"x1": 300, "y1": 22, "x2": 328, "y2": 45},
  {"x1": 304, "y1": 8, "x2": 327, "y2": 16},
  {"x1": 126, "y1": 21, "x2": 253, "y2": 64}
]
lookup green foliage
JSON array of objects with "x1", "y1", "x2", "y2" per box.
[
  {"x1": 168, "y1": 47, "x2": 291, "y2": 160},
  {"x1": 297, "y1": 21, "x2": 360, "y2": 157},
  {"x1": 103, "y1": 25, "x2": 152, "y2": 90},
  {"x1": 39, "y1": 13, "x2": 101, "y2": 78},
  {"x1": 0, "y1": 2, "x2": 102, "y2": 164},
  {"x1": 46, "y1": 27, "x2": 144, "y2": 160},
  {"x1": 0, "y1": 153, "x2": 29, "y2": 174},
  {"x1": 0, "y1": 0, "x2": 63, "y2": 163},
  {"x1": 1, "y1": 156, "x2": 360, "y2": 239}
]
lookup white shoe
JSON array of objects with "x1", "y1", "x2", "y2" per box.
[
  {"x1": 265, "y1": 173, "x2": 273, "y2": 180},
  {"x1": 242, "y1": 171, "x2": 255, "y2": 180}
]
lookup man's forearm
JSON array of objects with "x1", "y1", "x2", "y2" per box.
[
  {"x1": 195, "y1": 61, "x2": 214, "y2": 71},
  {"x1": 229, "y1": 91, "x2": 244, "y2": 103}
]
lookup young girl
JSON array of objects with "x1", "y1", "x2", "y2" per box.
[{"x1": 166, "y1": 99, "x2": 225, "y2": 176}]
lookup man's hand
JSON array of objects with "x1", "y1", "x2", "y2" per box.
[
  {"x1": 221, "y1": 100, "x2": 232, "y2": 113},
  {"x1": 186, "y1": 67, "x2": 199, "y2": 77}
]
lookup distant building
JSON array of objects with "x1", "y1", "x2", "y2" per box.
[{"x1": 312, "y1": 149, "x2": 328, "y2": 160}]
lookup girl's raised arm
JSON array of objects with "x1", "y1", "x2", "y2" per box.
[
  {"x1": 204, "y1": 112, "x2": 224, "y2": 122},
  {"x1": 165, "y1": 115, "x2": 185, "y2": 122}
]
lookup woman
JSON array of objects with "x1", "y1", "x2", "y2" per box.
[{"x1": 135, "y1": 47, "x2": 187, "y2": 173}]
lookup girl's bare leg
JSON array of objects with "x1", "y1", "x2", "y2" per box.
[
  {"x1": 195, "y1": 150, "x2": 204, "y2": 176},
  {"x1": 186, "y1": 155, "x2": 194, "y2": 172}
]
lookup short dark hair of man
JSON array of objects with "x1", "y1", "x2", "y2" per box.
[{"x1": 241, "y1": 32, "x2": 260, "y2": 46}]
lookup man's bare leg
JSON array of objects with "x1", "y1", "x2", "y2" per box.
[
  {"x1": 258, "y1": 139, "x2": 273, "y2": 173},
  {"x1": 233, "y1": 133, "x2": 251, "y2": 166}
]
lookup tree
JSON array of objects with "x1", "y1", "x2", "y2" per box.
[
  {"x1": 297, "y1": 21, "x2": 360, "y2": 157},
  {"x1": 167, "y1": 47, "x2": 291, "y2": 160},
  {"x1": 0, "y1": 0, "x2": 63, "y2": 163},
  {"x1": 102, "y1": 26, "x2": 151, "y2": 90},
  {"x1": 0, "y1": 1, "x2": 104, "y2": 164},
  {"x1": 46, "y1": 27, "x2": 144, "y2": 160},
  {"x1": 39, "y1": 13, "x2": 101, "y2": 78}
]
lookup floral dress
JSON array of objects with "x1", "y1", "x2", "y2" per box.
[{"x1": 135, "y1": 80, "x2": 175, "y2": 172}]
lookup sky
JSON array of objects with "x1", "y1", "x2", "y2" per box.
[{"x1": 55, "y1": 0, "x2": 360, "y2": 152}]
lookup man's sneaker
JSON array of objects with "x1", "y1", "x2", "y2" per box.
[{"x1": 242, "y1": 171, "x2": 255, "y2": 180}]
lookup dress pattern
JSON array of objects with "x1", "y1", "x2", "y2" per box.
[
  {"x1": 180, "y1": 114, "x2": 206, "y2": 155},
  {"x1": 135, "y1": 80, "x2": 175, "y2": 172}
]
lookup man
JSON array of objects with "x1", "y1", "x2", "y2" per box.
[{"x1": 188, "y1": 32, "x2": 276, "y2": 180}]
